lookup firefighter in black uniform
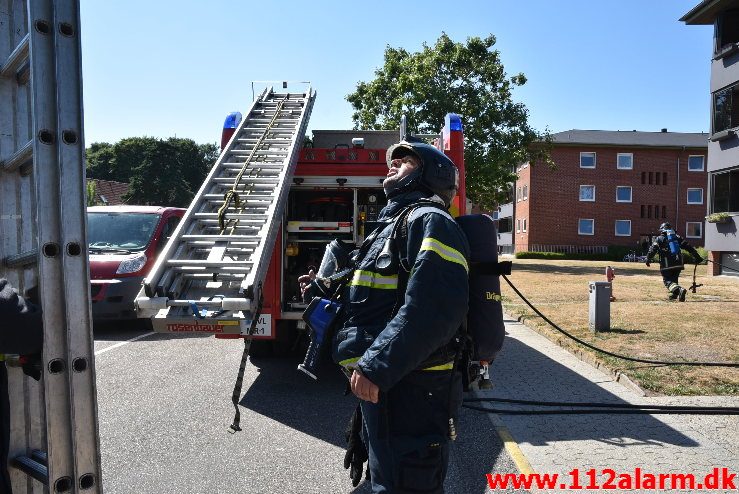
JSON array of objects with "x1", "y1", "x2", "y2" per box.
[
  {"x1": 645, "y1": 223, "x2": 702, "y2": 301},
  {"x1": 330, "y1": 138, "x2": 469, "y2": 493}
]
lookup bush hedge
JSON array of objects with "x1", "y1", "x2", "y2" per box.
[{"x1": 514, "y1": 245, "x2": 709, "y2": 264}]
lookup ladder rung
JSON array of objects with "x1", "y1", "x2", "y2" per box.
[
  {"x1": 3, "y1": 248, "x2": 38, "y2": 268},
  {"x1": 181, "y1": 235, "x2": 260, "y2": 240},
  {"x1": 192, "y1": 213, "x2": 267, "y2": 221},
  {"x1": 0, "y1": 34, "x2": 30, "y2": 79},
  {"x1": 0, "y1": 140, "x2": 33, "y2": 172},
  {"x1": 11, "y1": 455, "x2": 48, "y2": 486},
  {"x1": 167, "y1": 259, "x2": 253, "y2": 266}
]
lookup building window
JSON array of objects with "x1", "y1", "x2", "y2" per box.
[
  {"x1": 713, "y1": 83, "x2": 739, "y2": 134},
  {"x1": 617, "y1": 153, "x2": 633, "y2": 170},
  {"x1": 498, "y1": 217, "x2": 512, "y2": 234},
  {"x1": 516, "y1": 187, "x2": 521, "y2": 202},
  {"x1": 579, "y1": 185, "x2": 595, "y2": 201},
  {"x1": 656, "y1": 173, "x2": 661, "y2": 185},
  {"x1": 580, "y1": 152, "x2": 596, "y2": 168},
  {"x1": 616, "y1": 186, "x2": 632, "y2": 203},
  {"x1": 523, "y1": 185, "x2": 528, "y2": 201},
  {"x1": 647, "y1": 205, "x2": 652, "y2": 218},
  {"x1": 578, "y1": 219, "x2": 594, "y2": 235},
  {"x1": 615, "y1": 220, "x2": 631, "y2": 236},
  {"x1": 648, "y1": 172, "x2": 653, "y2": 185},
  {"x1": 662, "y1": 206, "x2": 667, "y2": 218},
  {"x1": 640, "y1": 205, "x2": 645, "y2": 218},
  {"x1": 686, "y1": 222, "x2": 703, "y2": 238},
  {"x1": 516, "y1": 219, "x2": 521, "y2": 233},
  {"x1": 712, "y1": 167, "x2": 739, "y2": 212},
  {"x1": 716, "y1": 10, "x2": 739, "y2": 56},
  {"x1": 663, "y1": 172, "x2": 668, "y2": 185},
  {"x1": 522, "y1": 218, "x2": 527, "y2": 232},
  {"x1": 688, "y1": 155, "x2": 705, "y2": 171},
  {"x1": 687, "y1": 188, "x2": 704, "y2": 204},
  {"x1": 641, "y1": 172, "x2": 646, "y2": 184}
]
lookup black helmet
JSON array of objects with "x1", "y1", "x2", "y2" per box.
[
  {"x1": 659, "y1": 222, "x2": 672, "y2": 233},
  {"x1": 385, "y1": 136, "x2": 459, "y2": 207}
]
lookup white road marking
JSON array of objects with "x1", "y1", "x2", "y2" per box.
[{"x1": 95, "y1": 331, "x2": 156, "y2": 356}]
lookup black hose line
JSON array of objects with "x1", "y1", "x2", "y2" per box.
[
  {"x1": 462, "y1": 404, "x2": 739, "y2": 415},
  {"x1": 463, "y1": 396, "x2": 739, "y2": 412},
  {"x1": 502, "y1": 275, "x2": 739, "y2": 368},
  {"x1": 707, "y1": 258, "x2": 739, "y2": 273}
]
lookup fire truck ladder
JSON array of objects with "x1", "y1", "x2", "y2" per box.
[
  {"x1": 1, "y1": 0, "x2": 102, "y2": 492},
  {"x1": 136, "y1": 86, "x2": 316, "y2": 334}
]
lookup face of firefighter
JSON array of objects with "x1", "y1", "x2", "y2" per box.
[{"x1": 383, "y1": 154, "x2": 421, "y2": 195}]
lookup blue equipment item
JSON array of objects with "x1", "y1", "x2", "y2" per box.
[
  {"x1": 455, "y1": 214, "x2": 510, "y2": 389},
  {"x1": 665, "y1": 229, "x2": 681, "y2": 256},
  {"x1": 299, "y1": 297, "x2": 344, "y2": 379}
]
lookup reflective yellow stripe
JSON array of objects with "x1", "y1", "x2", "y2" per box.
[
  {"x1": 340, "y1": 357, "x2": 360, "y2": 368},
  {"x1": 350, "y1": 270, "x2": 398, "y2": 289},
  {"x1": 423, "y1": 361, "x2": 455, "y2": 371},
  {"x1": 420, "y1": 238, "x2": 469, "y2": 272}
]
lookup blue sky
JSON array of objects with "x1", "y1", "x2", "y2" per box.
[{"x1": 79, "y1": 1, "x2": 713, "y2": 147}]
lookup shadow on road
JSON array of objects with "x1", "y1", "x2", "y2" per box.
[{"x1": 489, "y1": 335, "x2": 699, "y2": 449}]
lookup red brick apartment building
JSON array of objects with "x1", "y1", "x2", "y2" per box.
[{"x1": 513, "y1": 130, "x2": 708, "y2": 253}]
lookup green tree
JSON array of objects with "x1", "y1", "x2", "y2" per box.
[
  {"x1": 347, "y1": 33, "x2": 552, "y2": 210},
  {"x1": 86, "y1": 137, "x2": 218, "y2": 207}
]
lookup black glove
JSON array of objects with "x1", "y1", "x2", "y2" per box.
[
  {"x1": 645, "y1": 261, "x2": 650, "y2": 267},
  {"x1": 344, "y1": 404, "x2": 369, "y2": 487}
]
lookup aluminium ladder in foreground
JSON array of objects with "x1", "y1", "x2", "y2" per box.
[
  {"x1": 0, "y1": 0, "x2": 102, "y2": 492},
  {"x1": 136, "y1": 87, "x2": 316, "y2": 334}
]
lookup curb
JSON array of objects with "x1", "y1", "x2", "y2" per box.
[{"x1": 508, "y1": 313, "x2": 650, "y2": 397}]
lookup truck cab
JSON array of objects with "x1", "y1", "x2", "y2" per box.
[{"x1": 88, "y1": 205, "x2": 185, "y2": 321}]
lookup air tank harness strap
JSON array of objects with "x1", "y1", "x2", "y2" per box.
[{"x1": 228, "y1": 285, "x2": 263, "y2": 434}]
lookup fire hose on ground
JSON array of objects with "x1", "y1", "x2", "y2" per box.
[{"x1": 462, "y1": 266, "x2": 739, "y2": 416}]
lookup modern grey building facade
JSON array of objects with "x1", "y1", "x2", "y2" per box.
[{"x1": 682, "y1": 1, "x2": 739, "y2": 276}]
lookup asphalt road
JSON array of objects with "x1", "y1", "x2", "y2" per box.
[{"x1": 93, "y1": 322, "x2": 524, "y2": 494}]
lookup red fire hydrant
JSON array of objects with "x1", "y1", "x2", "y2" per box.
[{"x1": 605, "y1": 265, "x2": 616, "y2": 301}]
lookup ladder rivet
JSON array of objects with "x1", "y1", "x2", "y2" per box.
[
  {"x1": 66, "y1": 242, "x2": 82, "y2": 256},
  {"x1": 59, "y1": 23, "x2": 74, "y2": 37},
  {"x1": 79, "y1": 473, "x2": 95, "y2": 489},
  {"x1": 72, "y1": 358, "x2": 87, "y2": 373},
  {"x1": 34, "y1": 20, "x2": 50, "y2": 35},
  {"x1": 38, "y1": 129, "x2": 55, "y2": 145},
  {"x1": 42, "y1": 243, "x2": 60, "y2": 257},
  {"x1": 62, "y1": 130, "x2": 77, "y2": 145},
  {"x1": 48, "y1": 359, "x2": 65, "y2": 375},
  {"x1": 54, "y1": 476, "x2": 72, "y2": 492}
]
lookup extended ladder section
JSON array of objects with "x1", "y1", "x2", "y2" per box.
[
  {"x1": 0, "y1": 1, "x2": 102, "y2": 492},
  {"x1": 136, "y1": 87, "x2": 316, "y2": 334}
]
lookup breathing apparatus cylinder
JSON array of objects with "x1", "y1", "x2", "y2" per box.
[
  {"x1": 455, "y1": 214, "x2": 507, "y2": 389},
  {"x1": 666, "y1": 229, "x2": 680, "y2": 256},
  {"x1": 299, "y1": 240, "x2": 353, "y2": 379}
]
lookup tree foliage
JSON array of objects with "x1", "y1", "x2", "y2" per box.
[
  {"x1": 347, "y1": 33, "x2": 552, "y2": 210},
  {"x1": 86, "y1": 137, "x2": 219, "y2": 207}
]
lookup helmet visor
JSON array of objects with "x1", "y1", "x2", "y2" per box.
[{"x1": 386, "y1": 142, "x2": 422, "y2": 169}]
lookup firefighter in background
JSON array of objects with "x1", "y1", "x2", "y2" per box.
[
  {"x1": 645, "y1": 223, "x2": 702, "y2": 301},
  {"x1": 330, "y1": 138, "x2": 468, "y2": 493}
]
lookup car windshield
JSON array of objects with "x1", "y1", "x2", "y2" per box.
[{"x1": 87, "y1": 212, "x2": 161, "y2": 253}]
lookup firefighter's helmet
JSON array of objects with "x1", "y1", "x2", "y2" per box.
[
  {"x1": 659, "y1": 222, "x2": 672, "y2": 233},
  {"x1": 385, "y1": 136, "x2": 459, "y2": 207}
]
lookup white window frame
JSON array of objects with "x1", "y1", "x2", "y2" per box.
[
  {"x1": 579, "y1": 185, "x2": 595, "y2": 202},
  {"x1": 516, "y1": 219, "x2": 521, "y2": 233},
  {"x1": 617, "y1": 153, "x2": 633, "y2": 170},
  {"x1": 580, "y1": 152, "x2": 596, "y2": 169},
  {"x1": 516, "y1": 187, "x2": 521, "y2": 202},
  {"x1": 687, "y1": 188, "x2": 704, "y2": 204},
  {"x1": 522, "y1": 218, "x2": 527, "y2": 232},
  {"x1": 685, "y1": 222, "x2": 703, "y2": 238},
  {"x1": 615, "y1": 186, "x2": 632, "y2": 203},
  {"x1": 687, "y1": 155, "x2": 705, "y2": 172},
  {"x1": 614, "y1": 220, "x2": 631, "y2": 236},
  {"x1": 578, "y1": 218, "x2": 594, "y2": 236},
  {"x1": 523, "y1": 185, "x2": 528, "y2": 201}
]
